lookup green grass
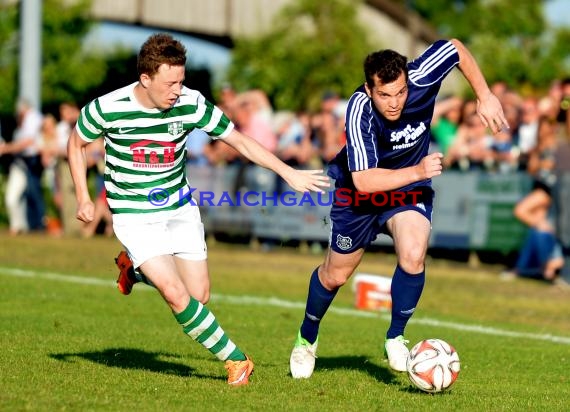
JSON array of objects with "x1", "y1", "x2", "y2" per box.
[{"x1": 1, "y1": 232, "x2": 569, "y2": 411}]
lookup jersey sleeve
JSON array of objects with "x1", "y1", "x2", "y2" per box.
[
  {"x1": 408, "y1": 40, "x2": 459, "y2": 88},
  {"x1": 195, "y1": 93, "x2": 234, "y2": 139},
  {"x1": 345, "y1": 91, "x2": 379, "y2": 172},
  {"x1": 75, "y1": 99, "x2": 105, "y2": 143}
]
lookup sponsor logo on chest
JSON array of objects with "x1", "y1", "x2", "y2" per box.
[
  {"x1": 389, "y1": 122, "x2": 426, "y2": 150},
  {"x1": 129, "y1": 140, "x2": 176, "y2": 168}
]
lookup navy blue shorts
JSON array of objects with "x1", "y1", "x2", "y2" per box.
[{"x1": 329, "y1": 187, "x2": 434, "y2": 254}]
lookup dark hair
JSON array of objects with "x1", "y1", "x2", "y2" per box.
[
  {"x1": 137, "y1": 33, "x2": 187, "y2": 78},
  {"x1": 364, "y1": 49, "x2": 408, "y2": 88}
]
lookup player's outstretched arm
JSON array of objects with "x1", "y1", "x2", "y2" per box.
[
  {"x1": 450, "y1": 38, "x2": 509, "y2": 134},
  {"x1": 222, "y1": 129, "x2": 330, "y2": 193}
]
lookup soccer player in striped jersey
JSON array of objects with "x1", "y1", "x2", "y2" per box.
[
  {"x1": 67, "y1": 33, "x2": 329, "y2": 386},
  {"x1": 290, "y1": 39, "x2": 509, "y2": 378}
]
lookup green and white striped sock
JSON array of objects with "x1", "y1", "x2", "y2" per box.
[{"x1": 174, "y1": 298, "x2": 246, "y2": 362}]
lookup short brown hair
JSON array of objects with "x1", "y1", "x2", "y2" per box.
[
  {"x1": 137, "y1": 33, "x2": 187, "y2": 78},
  {"x1": 364, "y1": 49, "x2": 408, "y2": 88}
]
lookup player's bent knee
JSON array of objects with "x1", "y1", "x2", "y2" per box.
[
  {"x1": 194, "y1": 289, "x2": 210, "y2": 305},
  {"x1": 398, "y1": 251, "x2": 426, "y2": 274},
  {"x1": 320, "y1": 268, "x2": 351, "y2": 290},
  {"x1": 160, "y1": 284, "x2": 192, "y2": 312}
]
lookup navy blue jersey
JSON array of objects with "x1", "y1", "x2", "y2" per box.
[{"x1": 328, "y1": 40, "x2": 459, "y2": 192}]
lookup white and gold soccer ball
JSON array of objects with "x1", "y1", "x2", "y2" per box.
[{"x1": 406, "y1": 338, "x2": 460, "y2": 393}]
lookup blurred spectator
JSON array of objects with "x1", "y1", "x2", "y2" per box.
[
  {"x1": 204, "y1": 139, "x2": 241, "y2": 166},
  {"x1": 312, "y1": 91, "x2": 347, "y2": 163},
  {"x1": 553, "y1": 122, "x2": 570, "y2": 282},
  {"x1": 502, "y1": 116, "x2": 565, "y2": 283},
  {"x1": 40, "y1": 114, "x2": 60, "y2": 196},
  {"x1": 186, "y1": 128, "x2": 211, "y2": 167},
  {"x1": 56, "y1": 101, "x2": 81, "y2": 236},
  {"x1": 537, "y1": 80, "x2": 563, "y2": 121},
  {"x1": 502, "y1": 96, "x2": 521, "y2": 140},
  {"x1": 516, "y1": 96, "x2": 540, "y2": 169},
  {"x1": 0, "y1": 119, "x2": 4, "y2": 166},
  {"x1": 431, "y1": 95, "x2": 463, "y2": 155},
  {"x1": 231, "y1": 91, "x2": 278, "y2": 193},
  {"x1": 39, "y1": 114, "x2": 63, "y2": 235},
  {"x1": 233, "y1": 92, "x2": 277, "y2": 153},
  {"x1": 0, "y1": 99, "x2": 44, "y2": 234},
  {"x1": 217, "y1": 83, "x2": 238, "y2": 117},
  {"x1": 273, "y1": 110, "x2": 316, "y2": 192},
  {"x1": 501, "y1": 227, "x2": 564, "y2": 283},
  {"x1": 445, "y1": 111, "x2": 494, "y2": 171},
  {"x1": 274, "y1": 111, "x2": 314, "y2": 166},
  {"x1": 556, "y1": 77, "x2": 570, "y2": 137},
  {"x1": 490, "y1": 81, "x2": 508, "y2": 102},
  {"x1": 205, "y1": 89, "x2": 277, "y2": 167},
  {"x1": 490, "y1": 127, "x2": 518, "y2": 173},
  {"x1": 526, "y1": 116, "x2": 559, "y2": 196},
  {"x1": 238, "y1": 89, "x2": 274, "y2": 126},
  {"x1": 56, "y1": 102, "x2": 80, "y2": 155}
]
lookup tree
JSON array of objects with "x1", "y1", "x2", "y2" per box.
[
  {"x1": 402, "y1": 0, "x2": 570, "y2": 91},
  {"x1": 41, "y1": 0, "x2": 109, "y2": 111},
  {"x1": 0, "y1": 3, "x2": 19, "y2": 123},
  {"x1": 227, "y1": 0, "x2": 374, "y2": 112},
  {"x1": 0, "y1": 0, "x2": 111, "y2": 122}
]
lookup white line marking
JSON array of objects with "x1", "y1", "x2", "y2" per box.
[{"x1": 2, "y1": 266, "x2": 569, "y2": 345}]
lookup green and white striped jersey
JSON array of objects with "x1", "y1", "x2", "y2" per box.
[{"x1": 75, "y1": 82, "x2": 233, "y2": 216}]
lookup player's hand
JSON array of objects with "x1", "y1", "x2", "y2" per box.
[
  {"x1": 285, "y1": 169, "x2": 331, "y2": 193},
  {"x1": 418, "y1": 152, "x2": 444, "y2": 179},
  {"x1": 76, "y1": 199, "x2": 95, "y2": 223},
  {"x1": 477, "y1": 93, "x2": 509, "y2": 134}
]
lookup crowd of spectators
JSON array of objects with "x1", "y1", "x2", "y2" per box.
[
  {"x1": 0, "y1": 100, "x2": 108, "y2": 238},
  {"x1": 184, "y1": 79, "x2": 570, "y2": 181},
  {"x1": 1, "y1": 78, "x2": 569, "y2": 284}
]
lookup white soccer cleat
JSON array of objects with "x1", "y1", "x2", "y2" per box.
[
  {"x1": 384, "y1": 335, "x2": 410, "y2": 372},
  {"x1": 290, "y1": 331, "x2": 318, "y2": 379}
]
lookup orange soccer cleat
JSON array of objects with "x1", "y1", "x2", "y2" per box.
[
  {"x1": 115, "y1": 251, "x2": 138, "y2": 295},
  {"x1": 224, "y1": 355, "x2": 254, "y2": 386}
]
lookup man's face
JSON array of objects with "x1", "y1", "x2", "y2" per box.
[
  {"x1": 141, "y1": 64, "x2": 185, "y2": 110},
  {"x1": 365, "y1": 72, "x2": 408, "y2": 122}
]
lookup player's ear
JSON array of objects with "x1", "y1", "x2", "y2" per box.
[
  {"x1": 364, "y1": 83, "x2": 372, "y2": 98},
  {"x1": 140, "y1": 74, "x2": 151, "y2": 88}
]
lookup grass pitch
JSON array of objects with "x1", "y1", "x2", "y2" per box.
[{"x1": 1, "y1": 232, "x2": 569, "y2": 411}]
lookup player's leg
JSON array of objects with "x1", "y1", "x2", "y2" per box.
[
  {"x1": 114, "y1": 210, "x2": 253, "y2": 385},
  {"x1": 290, "y1": 247, "x2": 364, "y2": 379},
  {"x1": 174, "y1": 258, "x2": 210, "y2": 304},
  {"x1": 114, "y1": 204, "x2": 209, "y2": 297},
  {"x1": 170, "y1": 205, "x2": 211, "y2": 304},
  {"x1": 290, "y1": 200, "x2": 376, "y2": 379},
  {"x1": 140, "y1": 254, "x2": 253, "y2": 385},
  {"x1": 384, "y1": 209, "x2": 431, "y2": 371},
  {"x1": 302, "y1": 248, "x2": 365, "y2": 343}
]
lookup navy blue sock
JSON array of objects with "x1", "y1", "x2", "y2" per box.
[
  {"x1": 386, "y1": 265, "x2": 425, "y2": 339},
  {"x1": 299, "y1": 267, "x2": 339, "y2": 344}
]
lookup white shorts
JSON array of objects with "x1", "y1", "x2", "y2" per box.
[{"x1": 113, "y1": 204, "x2": 207, "y2": 268}]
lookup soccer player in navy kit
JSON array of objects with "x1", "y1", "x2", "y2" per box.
[{"x1": 290, "y1": 39, "x2": 509, "y2": 378}]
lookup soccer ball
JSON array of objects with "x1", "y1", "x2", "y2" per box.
[{"x1": 406, "y1": 338, "x2": 460, "y2": 393}]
